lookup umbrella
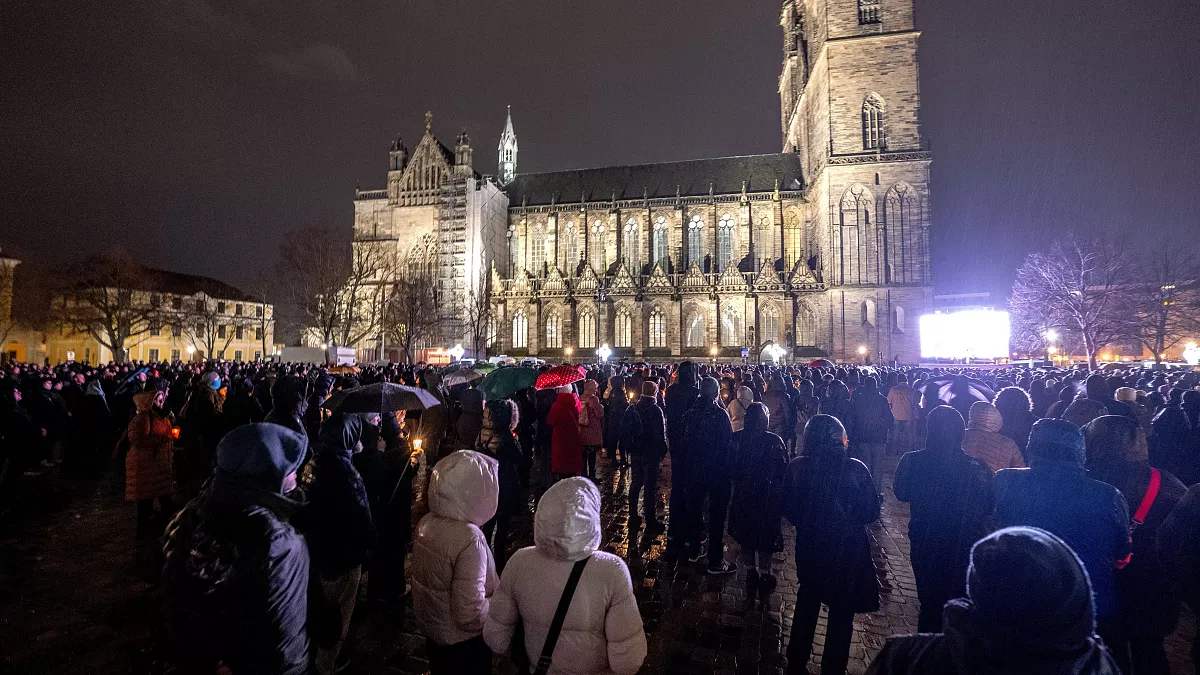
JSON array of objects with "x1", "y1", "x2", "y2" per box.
[
  {"x1": 321, "y1": 382, "x2": 442, "y2": 414},
  {"x1": 444, "y1": 368, "x2": 486, "y2": 387},
  {"x1": 535, "y1": 365, "x2": 587, "y2": 390},
  {"x1": 808, "y1": 359, "x2": 835, "y2": 369},
  {"x1": 479, "y1": 366, "x2": 539, "y2": 400},
  {"x1": 919, "y1": 376, "x2": 996, "y2": 407},
  {"x1": 472, "y1": 362, "x2": 498, "y2": 373}
]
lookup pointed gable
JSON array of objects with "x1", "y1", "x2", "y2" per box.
[
  {"x1": 753, "y1": 261, "x2": 785, "y2": 292},
  {"x1": 680, "y1": 263, "x2": 710, "y2": 294},
  {"x1": 390, "y1": 123, "x2": 454, "y2": 205},
  {"x1": 645, "y1": 263, "x2": 675, "y2": 296},
  {"x1": 609, "y1": 260, "x2": 638, "y2": 295},
  {"x1": 717, "y1": 264, "x2": 748, "y2": 292}
]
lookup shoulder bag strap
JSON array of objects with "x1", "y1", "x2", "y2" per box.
[
  {"x1": 1116, "y1": 468, "x2": 1163, "y2": 570},
  {"x1": 532, "y1": 556, "x2": 591, "y2": 675}
]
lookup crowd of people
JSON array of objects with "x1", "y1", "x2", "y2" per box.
[{"x1": 2, "y1": 356, "x2": 1200, "y2": 675}]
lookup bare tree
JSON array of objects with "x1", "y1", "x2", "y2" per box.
[
  {"x1": 385, "y1": 263, "x2": 442, "y2": 364},
  {"x1": 336, "y1": 242, "x2": 387, "y2": 348},
  {"x1": 462, "y1": 263, "x2": 496, "y2": 360},
  {"x1": 1131, "y1": 245, "x2": 1200, "y2": 362},
  {"x1": 0, "y1": 256, "x2": 18, "y2": 353},
  {"x1": 247, "y1": 271, "x2": 276, "y2": 359},
  {"x1": 275, "y1": 226, "x2": 351, "y2": 346},
  {"x1": 58, "y1": 251, "x2": 161, "y2": 362},
  {"x1": 1009, "y1": 237, "x2": 1139, "y2": 369}
]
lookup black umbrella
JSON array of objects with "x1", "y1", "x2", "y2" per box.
[{"x1": 321, "y1": 382, "x2": 442, "y2": 414}]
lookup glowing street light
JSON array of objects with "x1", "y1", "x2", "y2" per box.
[
  {"x1": 449, "y1": 343, "x2": 465, "y2": 361},
  {"x1": 597, "y1": 344, "x2": 612, "y2": 362},
  {"x1": 320, "y1": 343, "x2": 328, "y2": 350},
  {"x1": 1048, "y1": 346, "x2": 1058, "y2": 355},
  {"x1": 857, "y1": 345, "x2": 867, "y2": 355},
  {"x1": 565, "y1": 346, "x2": 574, "y2": 357},
  {"x1": 1044, "y1": 329, "x2": 1059, "y2": 343}
]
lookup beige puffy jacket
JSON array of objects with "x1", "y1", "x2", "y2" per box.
[
  {"x1": 411, "y1": 450, "x2": 500, "y2": 646},
  {"x1": 485, "y1": 478, "x2": 647, "y2": 675}
]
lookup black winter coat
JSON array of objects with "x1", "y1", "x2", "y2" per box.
[
  {"x1": 847, "y1": 390, "x2": 893, "y2": 445},
  {"x1": 619, "y1": 397, "x2": 667, "y2": 462},
  {"x1": 893, "y1": 448, "x2": 994, "y2": 596},
  {"x1": 728, "y1": 429, "x2": 787, "y2": 552},
  {"x1": 162, "y1": 477, "x2": 312, "y2": 675},
  {"x1": 1089, "y1": 459, "x2": 1188, "y2": 638},
  {"x1": 679, "y1": 399, "x2": 733, "y2": 483},
  {"x1": 300, "y1": 415, "x2": 376, "y2": 579},
  {"x1": 1160, "y1": 483, "x2": 1200, "y2": 609},
  {"x1": 784, "y1": 452, "x2": 880, "y2": 613}
]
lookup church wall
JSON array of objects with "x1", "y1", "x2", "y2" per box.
[
  {"x1": 827, "y1": 33, "x2": 922, "y2": 155},
  {"x1": 823, "y1": 0, "x2": 913, "y2": 40}
]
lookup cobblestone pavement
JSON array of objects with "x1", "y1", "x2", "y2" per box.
[{"x1": 0, "y1": 454, "x2": 1195, "y2": 674}]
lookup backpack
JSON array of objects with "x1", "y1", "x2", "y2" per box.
[{"x1": 619, "y1": 405, "x2": 644, "y2": 455}]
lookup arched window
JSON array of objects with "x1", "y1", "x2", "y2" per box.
[
  {"x1": 506, "y1": 224, "x2": 518, "y2": 275},
  {"x1": 591, "y1": 221, "x2": 608, "y2": 270},
  {"x1": 783, "y1": 211, "x2": 803, "y2": 268},
  {"x1": 883, "y1": 183, "x2": 921, "y2": 284},
  {"x1": 858, "y1": 0, "x2": 880, "y2": 24},
  {"x1": 756, "y1": 216, "x2": 775, "y2": 266},
  {"x1": 892, "y1": 306, "x2": 905, "y2": 333},
  {"x1": 564, "y1": 221, "x2": 579, "y2": 271},
  {"x1": 652, "y1": 216, "x2": 669, "y2": 266},
  {"x1": 796, "y1": 303, "x2": 817, "y2": 345},
  {"x1": 687, "y1": 215, "x2": 704, "y2": 267},
  {"x1": 544, "y1": 309, "x2": 563, "y2": 349},
  {"x1": 531, "y1": 225, "x2": 545, "y2": 272},
  {"x1": 760, "y1": 305, "x2": 780, "y2": 345},
  {"x1": 624, "y1": 219, "x2": 640, "y2": 271},
  {"x1": 861, "y1": 299, "x2": 876, "y2": 327},
  {"x1": 839, "y1": 185, "x2": 875, "y2": 285},
  {"x1": 647, "y1": 307, "x2": 667, "y2": 348},
  {"x1": 721, "y1": 307, "x2": 742, "y2": 347},
  {"x1": 511, "y1": 310, "x2": 528, "y2": 349},
  {"x1": 862, "y1": 93, "x2": 885, "y2": 150},
  {"x1": 577, "y1": 309, "x2": 596, "y2": 349},
  {"x1": 685, "y1": 313, "x2": 705, "y2": 348},
  {"x1": 614, "y1": 309, "x2": 633, "y2": 348},
  {"x1": 717, "y1": 214, "x2": 734, "y2": 271},
  {"x1": 486, "y1": 314, "x2": 498, "y2": 348},
  {"x1": 545, "y1": 223, "x2": 556, "y2": 267}
]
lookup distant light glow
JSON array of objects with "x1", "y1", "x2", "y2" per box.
[
  {"x1": 919, "y1": 310, "x2": 1011, "y2": 359},
  {"x1": 1184, "y1": 343, "x2": 1200, "y2": 366}
]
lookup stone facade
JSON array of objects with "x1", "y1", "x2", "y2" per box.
[{"x1": 352, "y1": 0, "x2": 933, "y2": 363}]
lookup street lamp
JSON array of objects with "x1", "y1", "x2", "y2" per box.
[
  {"x1": 449, "y1": 343, "x2": 465, "y2": 361},
  {"x1": 564, "y1": 346, "x2": 573, "y2": 361},
  {"x1": 320, "y1": 343, "x2": 328, "y2": 350},
  {"x1": 597, "y1": 344, "x2": 611, "y2": 362},
  {"x1": 709, "y1": 345, "x2": 718, "y2": 364},
  {"x1": 185, "y1": 345, "x2": 195, "y2": 361}
]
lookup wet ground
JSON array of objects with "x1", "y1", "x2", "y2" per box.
[{"x1": 0, "y1": 454, "x2": 1194, "y2": 674}]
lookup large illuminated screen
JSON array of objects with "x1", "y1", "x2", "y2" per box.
[{"x1": 919, "y1": 310, "x2": 1011, "y2": 359}]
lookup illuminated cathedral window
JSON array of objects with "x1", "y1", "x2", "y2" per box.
[
  {"x1": 577, "y1": 309, "x2": 596, "y2": 349},
  {"x1": 687, "y1": 216, "x2": 704, "y2": 267},
  {"x1": 614, "y1": 309, "x2": 633, "y2": 348},
  {"x1": 685, "y1": 313, "x2": 705, "y2": 348},
  {"x1": 863, "y1": 94, "x2": 886, "y2": 150},
  {"x1": 647, "y1": 308, "x2": 667, "y2": 348},
  {"x1": 511, "y1": 310, "x2": 528, "y2": 349},
  {"x1": 653, "y1": 216, "x2": 669, "y2": 266},
  {"x1": 717, "y1": 214, "x2": 734, "y2": 271},
  {"x1": 544, "y1": 310, "x2": 563, "y2": 349},
  {"x1": 624, "y1": 219, "x2": 640, "y2": 271}
]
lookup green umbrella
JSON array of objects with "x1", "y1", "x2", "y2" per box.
[
  {"x1": 472, "y1": 362, "x2": 498, "y2": 373},
  {"x1": 479, "y1": 366, "x2": 539, "y2": 399}
]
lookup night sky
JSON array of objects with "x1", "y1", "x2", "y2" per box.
[{"x1": 2, "y1": 0, "x2": 1197, "y2": 297}]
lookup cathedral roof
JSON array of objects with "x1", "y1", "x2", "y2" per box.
[{"x1": 504, "y1": 153, "x2": 804, "y2": 206}]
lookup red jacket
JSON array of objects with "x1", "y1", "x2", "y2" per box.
[{"x1": 546, "y1": 392, "x2": 583, "y2": 474}]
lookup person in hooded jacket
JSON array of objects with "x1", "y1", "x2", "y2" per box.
[
  {"x1": 602, "y1": 376, "x2": 628, "y2": 467},
  {"x1": 222, "y1": 378, "x2": 264, "y2": 431},
  {"x1": 994, "y1": 418, "x2": 1130, "y2": 655},
  {"x1": 761, "y1": 375, "x2": 794, "y2": 443},
  {"x1": 546, "y1": 385, "x2": 584, "y2": 480},
  {"x1": 961, "y1": 400, "x2": 1025, "y2": 473},
  {"x1": 893, "y1": 406, "x2": 994, "y2": 633},
  {"x1": 456, "y1": 387, "x2": 485, "y2": 451},
  {"x1": 479, "y1": 399, "x2": 523, "y2": 571},
  {"x1": 1159, "y1": 482, "x2": 1200, "y2": 673},
  {"x1": 124, "y1": 389, "x2": 176, "y2": 542},
  {"x1": 727, "y1": 385, "x2": 754, "y2": 432},
  {"x1": 728, "y1": 402, "x2": 787, "y2": 596},
  {"x1": 679, "y1": 377, "x2": 736, "y2": 573},
  {"x1": 419, "y1": 372, "x2": 449, "y2": 464},
  {"x1": 484, "y1": 477, "x2": 648, "y2": 675},
  {"x1": 1083, "y1": 415, "x2": 1188, "y2": 675},
  {"x1": 992, "y1": 386, "x2": 1036, "y2": 457},
  {"x1": 865, "y1": 526, "x2": 1122, "y2": 675},
  {"x1": 1151, "y1": 389, "x2": 1192, "y2": 475},
  {"x1": 822, "y1": 379, "x2": 852, "y2": 427},
  {"x1": 783, "y1": 415, "x2": 880, "y2": 675},
  {"x1": 412, "y1": 450, "x2": 500, "y2": 675},
  {"x1": 264, "y1": 376, "x2": 308, "y2": 437},
  {"x1": 302, "y1": 412, "x2": 376, "y2": 675},
  {"x1": 161, "y1": 423, "x2": 312, "y2": 675},
  {"x1": 621, "y1": 381, "x2": 668, "y2": 530},
  {"x1": 578, "y1": 379, "x2": 605, "y2": 480},
  {"x1": 846, "y1": 376, "x2": 893, "y2": 496},
  {"x1": 665, "y1": 362, "x2": 701, "y2": 552}
]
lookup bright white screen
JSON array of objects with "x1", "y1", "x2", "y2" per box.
[{"x1": 919, "y1": 310, "x2": 1011, "y2": 359}]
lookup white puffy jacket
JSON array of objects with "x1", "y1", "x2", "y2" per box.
[
  {"x1": 485, "y1": 478, "x2": 647, "y2": 675},
  {"x1": 411, "y1": 450, "x2": 500, "y2": 646}
]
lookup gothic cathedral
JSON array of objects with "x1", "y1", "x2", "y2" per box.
[{"x1": 352, "y1": 0, "x2": 932, "y2": 363}]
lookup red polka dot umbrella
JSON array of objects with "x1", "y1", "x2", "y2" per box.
[{"x1": 535, "y1": 364, "x2": 587, "y2": 390}]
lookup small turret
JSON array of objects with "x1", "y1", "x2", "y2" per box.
[
  {"x1": 455, "y1": 128, "x2": 473, "y2": 171},
  {"x1": 389, "y1": 135, "x2": 408, "y2": 171},
  {"x1": 497, "y1": 105, "x2": 518, "y2": 186}
]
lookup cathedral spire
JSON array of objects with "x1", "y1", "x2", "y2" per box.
[{"x1": 497, "y1": 105, "x2": 518, "y2": 186}]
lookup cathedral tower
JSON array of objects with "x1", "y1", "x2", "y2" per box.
[
  {"x1": 782, "y1": 0, "x2": 932, "y2": 360},
  {"x1": 497, "y1": 106, "x2": 518, "y2": 186}
]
